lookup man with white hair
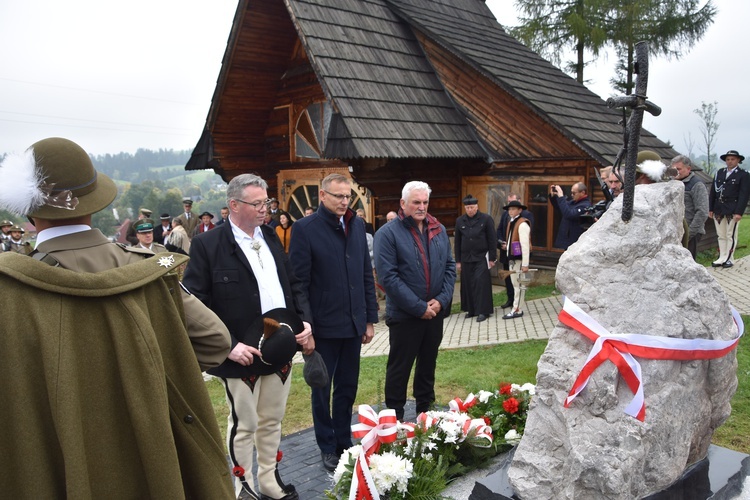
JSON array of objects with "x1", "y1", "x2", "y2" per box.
[
  {"x1": 671, "y1": 155, "x2": 709, "y2": 259},
  {"x1": 374, "y1": 181, "x2": 456, "y2": 421}
]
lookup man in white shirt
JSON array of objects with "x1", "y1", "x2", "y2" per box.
[{"x1": 182, "y1": 174, "x2": 314, "y2": 500}]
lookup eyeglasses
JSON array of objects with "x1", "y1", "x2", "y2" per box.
[
  {"x1": 234, "y1": 198, "x2": 272, "y2": 210},
  {"x1": 323, "y1": 190, "x2": 352, "y2": 202}
]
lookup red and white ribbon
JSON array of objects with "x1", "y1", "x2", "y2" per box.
[
  {"x1": 351, "y1": 405, "x2": 399, "y2": 457},
  {"x1": 463, "y1": 418, "x2": 494, "y2": 447},
  {"x1": 449, "y1": 393, "x2": 477, "y2": 413},
  {"x1": 350, "y1": 447, "x2": 379, "y2": 500},
  {"x1": 559, "y1": 297, "x2": 743, "y2": 421}
]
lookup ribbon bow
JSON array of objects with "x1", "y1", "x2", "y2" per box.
[
  {"x1": 559, "y1": 297, "x2": 743, "y2": 421},
  {"x1": 448, "y1": 393, "x2": 477, "y2": 413},
  {"x1": 351, "y1": 405, "x2": 399, "y2": 457}
]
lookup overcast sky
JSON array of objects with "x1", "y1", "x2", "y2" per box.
[{"x1": 0, "y1": 0, "x2": 745, "y2": 160}]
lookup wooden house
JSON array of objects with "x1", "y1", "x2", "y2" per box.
[{"x1": 186, "y1": 0, "x2": 683, "y2": 264}]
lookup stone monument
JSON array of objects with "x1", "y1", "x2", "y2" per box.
[{"x1": 508, "y1": 181, "x2": 741, "y2": 499}]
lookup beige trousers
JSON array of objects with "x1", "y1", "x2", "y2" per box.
[{"x1": 223, "y1": 371, "x2": 292, "y2": 498}]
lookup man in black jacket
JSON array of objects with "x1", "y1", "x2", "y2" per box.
[
  {"x1": 709, "y1": 150, "x2": 750, "y2": 268},
  {"x1": 289, "y1": 174, "x2": 378, "y2": 472},
  {"x1": 455, "y1": 194, "x2": 496, "y2": 322},
  {"x1": 183, "y1": 173, "x2": 313, "y2": 500}
]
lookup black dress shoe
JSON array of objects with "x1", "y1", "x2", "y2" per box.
[
  {"x1": 502, "y1": 311, "x2": 523, "y2": 320},
  {"x1": 499, "y1": 301, "x2": 513, "y2": 309},
  {"x1": 321, "y1": 452, "x2": 339, "y2": 472},
  {"x1": 723, "y1": 260, "x2": 734, "y2": 268},
  {"x1": 712, "y1": 262, "x2": 723, "y2": 268},
  {"x1": 259, "y1": 487, "x2": 298, "y2": 500},
  {"x1": 476, "y1": 314, "x2": 488, "y2": 322},
  {"x1": 465, "y1": 312, "x2": 475, "y2": 318}
]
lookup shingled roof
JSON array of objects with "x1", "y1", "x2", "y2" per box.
[
  {"x1": 286, "y1": 0, "x2": 488, "y2": 159},
  {"x1": 188, "y1": 0, "x2": 677, "y2": 171},
  {"x1": 382, "y1": 0, "x2": 676, "y2": 164}
]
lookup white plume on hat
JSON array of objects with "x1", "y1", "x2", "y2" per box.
[
  {"x1": 0, "y1": 149, "x2": 47, "y2": 216},
  {"x1": 638, "y1": 159, "x2": 668, "y2": 183}
]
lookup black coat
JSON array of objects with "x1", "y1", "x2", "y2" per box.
[
  {"x1": 153, "y1": 223, "x2": 171, "y2": 245},
  {"x1": 709, "y1": 167, "x2": 750, "y2": 216},
  {"x1": 182, "y1": 222, "x2": 312, "y2": 378},
  {"x1": 289, "y1": 205, "x2": 378, "y2": 339},
  {"x1": 455, "y1": 211, "x2": 497, "y2": 263}
]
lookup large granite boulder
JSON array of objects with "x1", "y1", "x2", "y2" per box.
[{"x1": 508, "y1": 181, "x2": 740, "y2": 499}]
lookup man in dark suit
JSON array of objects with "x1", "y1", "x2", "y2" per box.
[
  {"x1": 496, "y1": 193, "x2": 533, "y2": 309},
  {"x1": 183, "y1": 173, "x2": 314, "y2": 500},
  {"x1": 709, "y1": 150, "x2": 750, "y2": 268},
  {"x1": 289, "y1": 173, "x2": 378, "y2": 472},
  {"x1": 153, "y1": 213, "x2": 172, "y2": 244},
  {"x1": 215, "y1": 206, "x2": 230, "y2": 226}
]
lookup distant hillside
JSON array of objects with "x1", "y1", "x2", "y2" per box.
[{"x1": 90, "y1": 148, "x2": 192, "y2": 184}]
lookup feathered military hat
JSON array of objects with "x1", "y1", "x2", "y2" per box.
[{"x1": 0, "y1": 137, "x2": 117, "y2": 219}]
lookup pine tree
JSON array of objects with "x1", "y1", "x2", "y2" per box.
[
  {"x1": 509, "y1": 0, "x2": 609, "y2": 83},
  {"x1": 607, "y1": 0, "x2": 716, "y2": 95}
]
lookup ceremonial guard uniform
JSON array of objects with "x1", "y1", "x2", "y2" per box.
[
  {"x1": 125, "y1": 207, "x2": 153, "y2": 245},
  {"x1": 454, "y1": 195, "x2": 496, "y2": 322},
  {"x1": 0, "y1": 220, "x2": 12, "y2": 252},
  {"x1": 7, "y1": 225, "x2": 32, "y2": 255},
  {"x1": 0, "y1": 137, "x2": 232, "y2": 498},
  {"x1": 131, "y1": 218, "x2": 168, "y2": 254},
  {"x1": 709, "y1": 150, "x2": 750, "y2": 267}
]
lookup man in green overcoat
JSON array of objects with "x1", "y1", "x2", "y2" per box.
[{"x1": 0, "y1": 137, "x2": 234, "y2": 498}]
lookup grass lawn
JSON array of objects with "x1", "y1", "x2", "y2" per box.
[{"x1": 208, "y1": 318, "x2": 750, "y2": 455}]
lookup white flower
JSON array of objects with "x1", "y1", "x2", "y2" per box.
[
  {"x1": 438, "y1": 419, "x2": 462, "y2": 443},
  {"x1": 333, "y1": 445, "x2": 361, "y2": 483},
  {"x1": 368, "y1": 451, "x2": 413, "y2": 495},
  {"x1": 505, "y1": 429, "x2": 521, "y2": 444},
  {"x1": 520, "y1": 383, "x2": 536, "y2": 395},
  {"x1": 478, "y1": 390, "x2": 494, "y2": 403},
  {"x1": 511, "y1": 383, "x2": 522, "y2": 393}
]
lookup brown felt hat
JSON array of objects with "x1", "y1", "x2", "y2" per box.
[{"x1": 28, "y1": 138, "x2": 118, "y2": 220}]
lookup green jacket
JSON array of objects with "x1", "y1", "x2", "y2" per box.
[{"x1": 0, "y1": 252, "x2": 232, "y2": 499}]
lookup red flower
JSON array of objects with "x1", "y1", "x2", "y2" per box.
[
  {"x1": 482, "y1": 416, "x2": 492, "y2": 426},
  {"x1": 499, "y1": 383, "x2": 512, "y2": 395},
  {"x1": 276, "y1": 450, "x2": 283, "y2": 462},
  {"x1": 503, "y1": 397, "x2": 520, "y2": 414},
  {"x1": 232, "y1": 465, "x2": 245, "y2": 477}
]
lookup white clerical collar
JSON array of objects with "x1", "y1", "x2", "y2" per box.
[{"x1": 36, "y1": 225, "x2": 91, "y2": 247}]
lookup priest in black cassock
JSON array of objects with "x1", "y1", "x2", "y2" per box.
[{"x1": 454, "y1": 194, "x2": 497, "y2": 322}]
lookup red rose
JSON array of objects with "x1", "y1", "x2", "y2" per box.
[
  {"x1": 499, "y1": 384, "x2": 512, "y2": 395},
  {"x1": 232, "y1": 465, "x2": 245, "y2": 477},
  {"x1": 503, "y1": 397, "x2": 520, "y2": 414},
  {"x1": 483, "y1": 416, "x2": 492, "y2": 426},
  {"x1": 276, "y1": 450, "x2": 283, "y2": 462}
]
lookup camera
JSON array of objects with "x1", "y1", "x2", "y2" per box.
[{"x1": 579, "y1": 200, "x2": 610, "y2": 229}]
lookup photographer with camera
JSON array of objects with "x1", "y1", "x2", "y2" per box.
[{"x1": 548, "y1": 182, "x2": 591, "y2": 250}]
